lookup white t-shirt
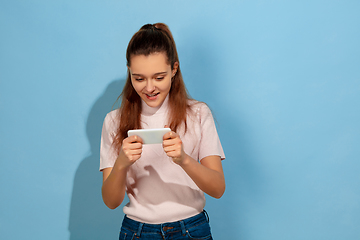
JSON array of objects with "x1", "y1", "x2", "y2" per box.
[{"x1": 100, "y1": 96, "x2": 225, "y2": 224}]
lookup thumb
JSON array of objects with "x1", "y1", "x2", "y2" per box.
[{"x1": 163, "y1": 125, "x2": 174, "y2": 140}]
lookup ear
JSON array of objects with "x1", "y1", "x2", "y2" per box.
[{"x1": 172, "y1": 62, "x2": 179, "y2": 77}]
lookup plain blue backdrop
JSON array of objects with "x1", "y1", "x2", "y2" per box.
[{"x1": 1, "y1": 1, "x2": 359, "y2": 239}]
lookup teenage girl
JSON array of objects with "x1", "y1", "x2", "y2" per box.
[{"x1": 100, "y1": 23, "x2": 225, "y2": 240}]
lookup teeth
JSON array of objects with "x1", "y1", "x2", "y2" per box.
[{"x1": 147, "y1": 93, "x2": 158, "y2": 97}]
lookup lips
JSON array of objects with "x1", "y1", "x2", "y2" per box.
[{"x1": 145, "y1": 92, "x2": 160, "y2": 100}]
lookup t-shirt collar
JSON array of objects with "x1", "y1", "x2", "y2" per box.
[{"x1": 141, "y1": 94, "x2": 170, "y2": 116}]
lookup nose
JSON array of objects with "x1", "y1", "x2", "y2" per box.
[{"x1": 146, "y1": 80, "x2": 155, "y2": 92}]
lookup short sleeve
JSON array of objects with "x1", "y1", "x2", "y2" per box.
[
  {"x1": 99, "y1": 110, "x2": 119, "y2": 171},
  {"x1": 198, "y1": 104, "x2": 225, "y2": 161}
]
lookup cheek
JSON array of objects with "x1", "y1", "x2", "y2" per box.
[
  {"x1": 131, "y1": 80, "x2": 143, "y2": 93},
  {"x1": 160, "y1": 79, "x2": 172, "y2": 92}
]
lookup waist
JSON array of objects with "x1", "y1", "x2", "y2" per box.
[
  {"x1": 122, "y1": 210, "x2": 209, "y2": 234},
  {"x1": 123, "y1": 198, "x2": 206, "y2": 223}
]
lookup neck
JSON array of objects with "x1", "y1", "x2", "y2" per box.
[{"x1": 141, "y1": 94, "x2": 169, "y2": 116}]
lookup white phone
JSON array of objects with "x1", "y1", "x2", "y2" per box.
[{"x1": 127, "y1": 128, "x2": 171, "y2": 144}]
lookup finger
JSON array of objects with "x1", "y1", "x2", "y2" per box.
[
  {"x1": 162, "y1": 144, "x2": 173, "y2": 152},
  {"x1": 163, "y1": 125, "x2": 173, "y2": 140},
  {"x1": 163, "y1": 134, "x2": 182, "y2": 147},
  {"x1": 131, "y1": 135, "x2": 143, "y2": 143},
  {"x1": 125, "y1": 135, "x2": 143, "y2": 144},
  {"x1": 162, "y1": 139, "x2": 177, "y2": 149},
  {"x1": 122, "y1": 142, "x2": 142, "y2": 153},
  {"x1": 128, "y1": 148, "x2": 143, "y2": 155},
  {"x1": 163, "y1": 143, "x2": 181, "y2": 153},
  {"x1": 129, "y1": 142, "x2": 143, "y2": 150},
  {"x1": 163, "y1": 130, "x2": 177, "y2": 140},
  {"x1": 128, "y1": 154, "x2": 141, "y2": 162},
  {"x1": 124, "y1": 149, "x2": 142, "y2": 161},
  {"x1": 164, "y1": 149, "x2": 182, "y2": 159}
]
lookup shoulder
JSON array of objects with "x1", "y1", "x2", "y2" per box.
[
  {"x1": 186, "y1": 100, "x2": 214, "y2": 125},
  {"x1": 188, "y1": 99, "x2": 208, "y2": 110},
  {"x1": 106, "y1": 108, "x2": 120, "y2": 119},
  {"x1": 187, "y1": 99, "x2": 212, "y2": 116},
  {"x1": 103, "y1": 108, "x2": 120, "y2": 130}
]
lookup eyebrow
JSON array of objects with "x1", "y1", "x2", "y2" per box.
[{"x1": 131, "y1": 71, "x2": 168, "y2": 76}]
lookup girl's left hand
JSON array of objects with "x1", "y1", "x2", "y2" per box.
[{"x1": 162, "y1": 126, "x2": 186, "y2": 165}]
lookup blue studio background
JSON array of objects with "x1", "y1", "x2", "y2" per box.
[{"x1": 1, "y1": 1, "x2": 359, "y2": 239}]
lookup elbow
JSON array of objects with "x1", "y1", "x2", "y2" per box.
[
  {"x1": 102, "y1": 187, "x2": 123, "y2": 210},
  {"x1": 212, "y1": 172, "x2": 226, "y2": 199},
  {"x1": 211, "y1": 183, "x2": 226, "y2": 199},
  {"x1": 214, "y1": 186, "x2": 225, "y2": 199},
  {"x1": 105, "y1": 202, "x2": 119, "y2": 210},
  {"x1": 215, "y1": 192, "x2": 225, "y2": 199},
  {"x1": 103, "y1": 196, "x2": 123, "y2": 210},
  {"x1": 216, "y1": 178, "x2": 226, "y2": 199},
  {"x1": 103, "y1": 197, "x2": 122, "y2": 209}
]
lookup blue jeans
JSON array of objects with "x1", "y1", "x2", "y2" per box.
[{"x1": 119, "y1": 210, "x2": 213, "y2": 240}]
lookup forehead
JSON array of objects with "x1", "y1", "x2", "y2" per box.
[{"x1": 129, "y1": 52, "x2": 170, "y2": 75}]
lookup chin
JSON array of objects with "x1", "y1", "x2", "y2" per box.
[{"x1": 142, "y1": 95, "x2": 165, "y2": 108}]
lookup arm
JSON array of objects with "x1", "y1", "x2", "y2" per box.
[
  {"x1": 101, "y1": 135, "x2": 143, "y2": 209},
  {"x1": 181, "y1": 154, "x2": 225, "y2": 199},
  {"x1": 163, "y1": 131, "x2": 225, "y2": 199}
]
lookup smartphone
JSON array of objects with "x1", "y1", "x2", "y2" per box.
[{"x1": 127, "y1": 128, "x2": 171, "y2": 144}]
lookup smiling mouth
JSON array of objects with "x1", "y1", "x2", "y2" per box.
[{"x1": 146, "y1": 92, "x2": 160, "y2": 97}]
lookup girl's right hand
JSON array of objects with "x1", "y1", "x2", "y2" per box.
[{"x1": 117, "y1": 135, "x2": 143, "y2": 168}]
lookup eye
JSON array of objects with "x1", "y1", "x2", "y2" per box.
[
  {"x1": 134, "y1": 77, "x2": 144, "y2": 81},
  {"x1": 155, "y1": 76, "x2": 165, "y2": 81}
]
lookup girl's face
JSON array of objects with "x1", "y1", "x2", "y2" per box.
[{"x1": 129, "y1": 52, "x2": 178, "y2": 108}]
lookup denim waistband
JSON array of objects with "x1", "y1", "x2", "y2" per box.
[{"x1": 121, "y1": 210, "x2": 209, "y2": 237}]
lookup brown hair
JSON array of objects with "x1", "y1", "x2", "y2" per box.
[{"x1": 113, "y1": 23, "x2": 191, "y2": 154}]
